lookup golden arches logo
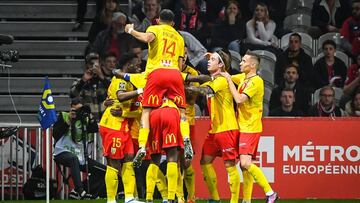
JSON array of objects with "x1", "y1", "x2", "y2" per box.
[
  {"x1": 165, "y1": 133, "x2": 176, "y2": 144},
  {"x1": 42, "y1": 89, "x2": 55, "y2": 109},
  {"x1": 152, "y1": 140, "x2": 159, "y2": 151},
  {"x1": 173, "y1": 96, "x2": 184, "y2": 106},
  {"x1": 148, "y1": 95, "x2": 159, "y2": 105}
]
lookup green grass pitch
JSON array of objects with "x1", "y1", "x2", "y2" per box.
[{"x1": 2, "y1": 199, "x2": 360, "y2": 203}]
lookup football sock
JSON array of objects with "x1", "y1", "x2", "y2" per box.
[
  {"x1": 167, "y1": 162, "x2": 178, "y2": 200},
  {"x1": 122, "y1": 162, "x2": 136, "y2": 200},
  {"x1": 105, "y1": 166, "x2": 119, "y2": 202},
  {"x1": 247, "y1": 164, "x2": 272, "y2": 194},
  {"x1": 184, "y1": 164, "x2": 195, "y2": 201},
  {"x1": 226, "y1": 166, "x2": 240, "y2": 203},
  {"x1": 201, "y1": 164, "x2": 220, "y2": 200},
  {"x1": 242, "y1": 170, "x2": 254, "y2": 202}
]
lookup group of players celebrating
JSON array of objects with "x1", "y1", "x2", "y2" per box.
[{"x1": 99, "y1": 9, "x2": 278, "y2": 203}]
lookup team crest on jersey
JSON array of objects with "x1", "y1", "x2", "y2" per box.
[
  {"x1": 111, "y1": 147, "x2": 116, "y2": 155},
  {"x1": 118, "y1": 82, "x2": 126, "y2": 91}
]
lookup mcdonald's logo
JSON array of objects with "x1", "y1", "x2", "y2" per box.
[
  {"x1": 173, "y1": 96, "x2": 184, "y2": 106},
  {"x1": 152, "y1": 140, "x2": 159, "y2": 151},
  {"x1": 165, "y1": 133, "x2": 176, "y2": 144},
  {"x1": 148, "y1": 95, "x2": 159, "y2": 105}
]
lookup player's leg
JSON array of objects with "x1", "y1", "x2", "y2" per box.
[
  {"x1": 105, "y1": 158, "x2": 121, "y2": 203},
  {"x1": 241, "y1": 169, "x2": 254, "y2": 203},
  {"x1": 146, "y1": 154, "x2": 162, "y2": 202},
  {"x1": 166, "y1": 147, "x2": 180, "y2": 202},
  {"x1": 224, "y1": 159, "x2": 240, "y2": 203},
  {"x1": 239, "y1": 133, "x2": 277, "y2": 203}
]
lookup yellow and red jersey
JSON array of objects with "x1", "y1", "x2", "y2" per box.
[
  {"x1": 99, "y1": 77, "x2": 130, "y2": 131},
  {"x1": 145, "y1": 24, "x2": 185, "y2": 74},
  {"x1": 232, "y1": 74, "x2": 264, "y2": 133},
  {"x1": 182, "y1": 65, "x2": 199, "y2": 125},
  {"x1": 201, "y1": 76, "x2": 238, "y2": 134}
]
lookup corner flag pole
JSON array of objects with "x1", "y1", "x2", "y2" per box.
[{"x1": 46, "y1": 128, "x2": 50, "y2": 203}]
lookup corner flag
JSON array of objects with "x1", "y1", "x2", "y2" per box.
[{"x1": 38, "y1": 77, "x2": 57, "y2": 129}]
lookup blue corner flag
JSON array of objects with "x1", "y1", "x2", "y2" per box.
[{"x1": 38, "y1": 77, "x2": 57, "y2": 129}]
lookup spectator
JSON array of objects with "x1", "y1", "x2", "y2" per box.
[
  {"x1": 313, "y1": 40, "x2": 347, "y2": 89},
  {"x1": 344, "y1": 90, "x2": 360, "y2": 116},
  {"x1": 101, "y1": 52, "x2": 117, "y2": 78},
  {"x1": 248, "y1": 0, "x2": 288, "y2": 38},
  {"x1": 174, "y1": 0, "x2": 208, "y2": 46},
  {"x1": 275, "y1": 33, "x2": 314, "y2": 89},
  {"x1": 209, "y1": 0, "x2": 246, "y2": 53},
  {"x1": 241, "y1": 3, "x2": 279, "y2": 55},
  {"x1": 90, "y1": 12, "x2": 135, "y2": 59},
  {"x1": 73, "y1": 0, "x2": 102, "y2": 31},
  {"x1": 340, "y1": 54, "x2": 360, "y2": 108},
  {"x1": 70, "y1": 53, "x2": 110, "y2": 121},
  {"x1": 269, "y1": 88, "x2": 304, "y2": 116},
  {"x1": 130, "y1": 41, "x2": 147, "y2": 71},
  {"x1": 131, "y1": 0, "x2": 161, "y2": 32},
  {"x1": 88, "y1": 0, "x2": 120, "y2": 43},
  {"x1": 308, "y1": 85, "x2": 345, "y2": 117},
  {"x1": 270, "y1": 64, "x2": 311, "y2": 114},
  {"x1": 340, "y1": 0, "x2": 360, "y2": 58},
  {"x1": 310, "y1": 0, "x2": 351, "y2": 38},
  {"x1": 179, "y1": 31, "x2": 208, "y2": 73},
  {"x1": 53, "y1": 99, "x2": 99, "y2": 199}
]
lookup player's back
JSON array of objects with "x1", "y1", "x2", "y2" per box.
[{"x1": 145, "y1": 24, "x2": 185, "y2": 73}]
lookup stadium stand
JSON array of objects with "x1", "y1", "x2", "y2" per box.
[
  {"x1": 315, "y1": 51, "x2": 351, "y2": 68},
  {"x1": 286, "y1": 0, "x2": 314, "y2": 16},
  {"x1": 316, "y1": 32, "x2": 344, "y2": 55}
]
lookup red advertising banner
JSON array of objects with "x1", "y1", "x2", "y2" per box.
[{"x1": 192, "y1": 117, "x2": 360, "y2": 199}]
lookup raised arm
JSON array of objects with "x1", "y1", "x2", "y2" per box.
[{"x1": 125, "y1": 23, "x2": 155, "y2": 43}]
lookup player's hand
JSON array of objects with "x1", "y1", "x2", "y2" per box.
[
  {"x1": 110, "y1": 108, "x2": 122, "y2": 117},
  {"x1": 183, "y1": 138, "x2": 194, "y2": 160},
  {"x1": 103, "y1": 98, "x2": 115, "y2": 107},
  {"x1": 220, "y1": 71, "x2": 231, "y2": 82},
  {"x1": 133, "y1": 147, "x2": 146, "y2": 167},
  {"x1": 125, "y1": 24, "x2": 134, "y2": 34}
]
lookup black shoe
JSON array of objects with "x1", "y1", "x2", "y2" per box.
[{"x1": 69, "y1": 190, "x2": 81, "y2": 200}]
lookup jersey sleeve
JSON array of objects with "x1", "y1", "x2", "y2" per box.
[{"x1": 146, "y1": 25, "x2": 157, "y2": 36}]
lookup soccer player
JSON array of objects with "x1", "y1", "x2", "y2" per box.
[
  {"x1": 187, "y1": 49, "x2": 240, "y2": 203},
  {"x1": 111, "y1": 53, "x2": 168, "y2": 202},
  {"x1": 179, "y1": 47, "x2": 199, "y2": 203},
  {"x1": 146, "y1": 99, "x2": 184, "y2": 203},
  {"x1": 99, "y1": 55, "x2": 144, "y2": 203},
  {"x1": 221, "y1": 52, "x2": 278, "y2": 203},
  {"x1": 123, "y1": 9, "x2": 193, "y2": 164}
]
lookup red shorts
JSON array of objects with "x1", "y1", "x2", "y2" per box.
[
  {"x1": 202, "y1": 130, "x2": 239, "y2": 161},
  {"x1": 142, "y1": 68, "x2": 186, "y2": 109},
  {"x1": 99, "y1": 126, "x2": 134, "y2": 160},
  {"x1": 148, "y1": 107, "x2": 184, "y2": 155},
  {"x1": 239, "y1": 132, "x2": 261, "y2": 159},
  {"x1": 133, "y1": 138, "x2": 151, "y2": 160}
]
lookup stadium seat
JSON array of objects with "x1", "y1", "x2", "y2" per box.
[
  {"x1": 229, "y1": 50, "x2": 241, "y2": 72},
  {"x1": 0, "y1": 95, "x2": 69, "y2": 112},
  {"x1": 315, "y1": 51, "x2": 350, "y2": 67},
  {"x1": 0, "y1": 21, "x2": 91, "y2": 39},
  {"x1": 284, "y1": 13, "x2": 312, "y2": 34},
  {"x1": 9, "y1": 59, "x2": 84, "y2": 76},
  {"x1": 0, "y1": 77, "x2": 76, "y2": 94},
  {"x1": 317, "y1": 32, "x2": 344, "y2": 55},
  {"x1": 252, "y1": 50, "x2": 277, "y2": 73},
  {"x1": 281, "y1": 32, "x2": 314, "y2": 56},
  {"x1": 1, "y1": 40, "x2": 88, "y2": 57},
  {"x1": 258, "y1": 68, "x2": 274, "y2": 89},
  {"x1": 286, "y1": 0, "x2": 314, "y2": 16},
  {"x1": 312, "y1": 87, "x2": 343, "y2": 106}
]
